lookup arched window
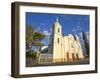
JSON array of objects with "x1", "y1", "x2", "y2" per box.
[
  {"x1": 58, "y1": 38, "x2": 59, "y2": 43},
  {"x1": 58, "y1": 28, "x2": 60, "y2": 33}
]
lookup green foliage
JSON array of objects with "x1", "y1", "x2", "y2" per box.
[
  {"x1": 33, "y1": 32, "x2": 45, "y2": 41},
  {"x1": 32, "y1": 32, "x2": 45, "y2": 46},
  {"x1": 26, "y1": 25, "x2": 35, "y2": 44},
  {"x1": 26, "y1": 50, "x2": 37, "y2": 58},
  {"x1": 26, "y1": 24, "x2": 45, "y2": 51}
]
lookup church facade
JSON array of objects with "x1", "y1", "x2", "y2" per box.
[{"x1": 48, "y1": 18, "x2": 84, "y2": 62}]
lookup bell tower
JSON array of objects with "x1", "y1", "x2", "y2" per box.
[
  {"x1": 53, "y1": 17, "x2": 62, "y2": 35},
  {"x1": 52, "y1": 17, "x2": 63, "y2": 62}
]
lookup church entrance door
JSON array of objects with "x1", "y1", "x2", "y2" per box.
[
  {"x1": 66, "y1": 52, "x2": 69, "y2": 61},
  {"x1": 72, "y1": 53, "x2": 75, "y2": 60}
]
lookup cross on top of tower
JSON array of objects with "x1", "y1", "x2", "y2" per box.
[{"x1": 56, "y1": 17, "x2": 59, "y2": 22}]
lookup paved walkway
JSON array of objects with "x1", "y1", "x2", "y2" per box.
[{"x1": 26, "y1": 58, "x2": 89, "y2": 67}]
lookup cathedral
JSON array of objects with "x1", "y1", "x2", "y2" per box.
[{"x1": 48, "y1": 17, "x2": 84, "y2": 62}]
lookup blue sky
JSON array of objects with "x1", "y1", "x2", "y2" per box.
[{"x1": 26, "y1": 12, "x2": 89, "y2": 46}]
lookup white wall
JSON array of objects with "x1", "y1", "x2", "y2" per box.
[{"x1": 0, "y1": 0, "x2": 100, "y2": 80}]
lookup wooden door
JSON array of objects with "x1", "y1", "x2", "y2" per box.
[
  {"x1": 66, "y1": 52, "x2": 69, "y2": 61},
  {"x1": 72, "y1": 53, "x2": 75, "y2": 60}
]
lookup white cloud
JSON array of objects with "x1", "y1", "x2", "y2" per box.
[
  {"x1": 40, "y1": 23, "x2": 46, "y2": 26},
  {"x1": 43, "y1": 30, "x2": 51, "y2": 36}
]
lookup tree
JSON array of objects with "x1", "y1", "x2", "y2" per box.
[
  {"x1": 26, "y1": 25, "x2": 35, "y2": 50},
  {"x1": 26, "y1": 24, "x2": 45, "y2": 57},
  {"x1": 32, "y1": 32, "x2": 45, "y2": 52},
  {"x1": 26, "y1": 50, "x2": 37, "y2": 58},
  {"x1": 82, "y1": 32, "x2": 89, "y2": 57}
]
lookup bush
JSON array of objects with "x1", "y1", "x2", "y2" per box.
[{"x1": 26, "y1": 50, "x2": 37, "y2": 58}]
